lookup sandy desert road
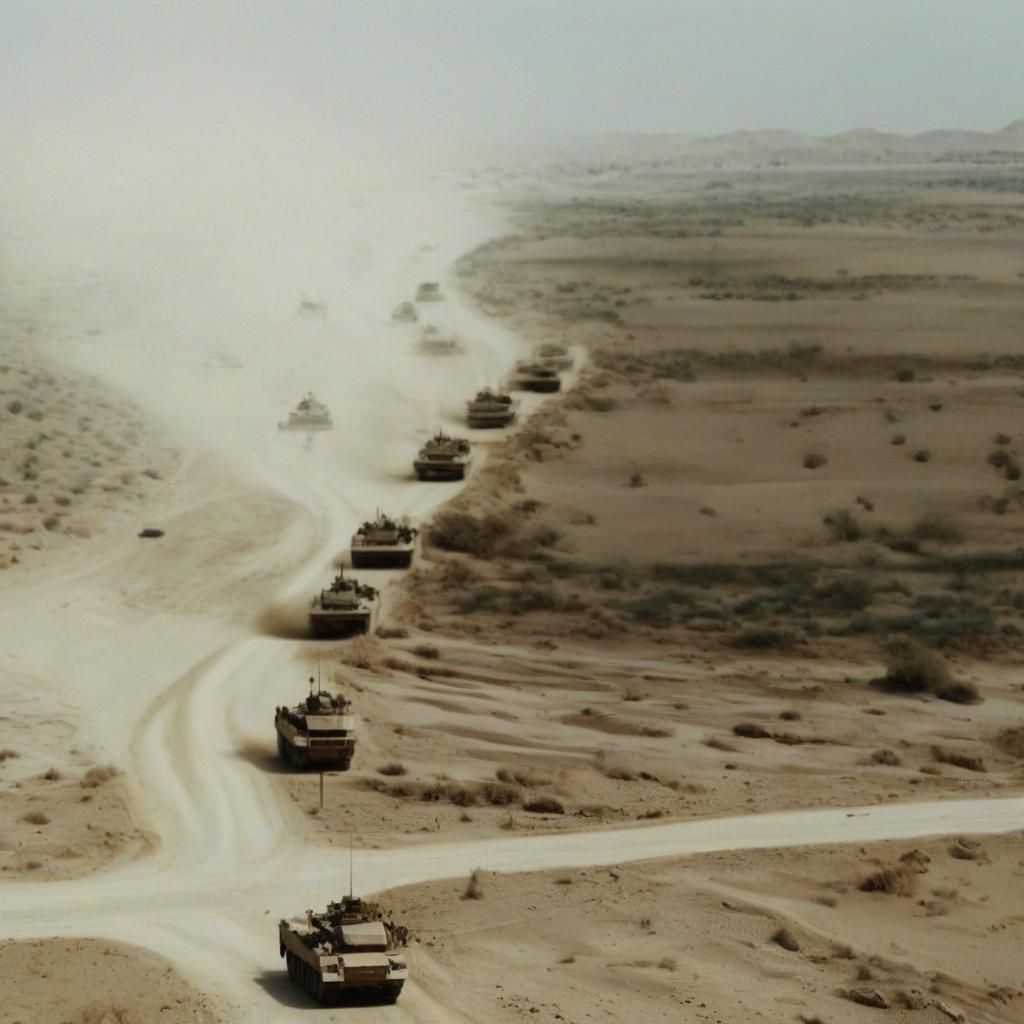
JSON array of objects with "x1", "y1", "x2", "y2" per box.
[{"x1": 1, "y1": 171, "x2": 1022, "y2": 1024}]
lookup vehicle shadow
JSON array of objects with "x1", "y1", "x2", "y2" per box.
[
  {"x1": 232, "y1": 740, "x2": 291, "y2": 775},
  {"x1": 253, "y1": 971, "x2": 400, "y2": 1009}
]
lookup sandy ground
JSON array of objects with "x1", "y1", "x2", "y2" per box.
[
  {"x1": 0, "y1": 937, "x2": 225, "y2": 1024},
  {"x1": 1, "y1": 149, "x2": 1023, "y2": 1024},
  {"x1": 383, "y1": 831, "x2": 1024, "y2": 1024}
]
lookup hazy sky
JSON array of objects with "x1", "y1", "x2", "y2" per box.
[{"x1": 2, "y1": 1, "x2": 1022, "y2": 141}]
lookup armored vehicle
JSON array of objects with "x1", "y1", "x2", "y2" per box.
[
  {"x1": 279, "y1": 392, "x2": 333, "y2": 431},
  {"x1": 418, "y1": 325, "x2": 463, "y2": 355},
  {"x1": 534, "y1": 343, "x2": 574, "y2": 371},
  {"x1": 275, "y1": 687, "x2": 356, "y2": 770},
  {"x1": 391, "y1": 301, "x2": 418, "y2": 323},
  {"x1": 309, "y1": 571, "x2": 378, "y2": 637},
  {"x1": 466, "y1": 388, "x2": 517, "y2": 429},
  {"x1": 415, "y1": 281, "x2": 443, "y2": 302},
  {"x1": 413, "y1": 432, "x2": 471, "y2": 480},
  {"x1": 350, "y1": 513, "x2": 418, "y2": 568},
  {"x1": 279, "y1": 896, "x2": 409, "y2": 1004},
  {"x1": 509, "y1": 361, "x2": 561, "y2": 393}
]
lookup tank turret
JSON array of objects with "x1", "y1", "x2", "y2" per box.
[
  {"x1": 415, "y1": 281, "x2": 443, "y2": 302},
  {"x1": 508, "y1": 361, "x2": 561, "y2": 393},
  {"x1": 275, "y1": 685, "x2": 356, "y2": 770},
  {"x1": 391, "y1": 301, "x2": 418, "y2": 323},
  {"x1": 279, "y1": 896, "x2": 409, "y2": 1004},
  {"x1": 350, "y1": 512, "x2": 418, "y2": 568},
  {"x1": 534, "y1": 343, "x2": 574, "y2": 370},
  {"x1": 466, "y1": 388, "x2": 517, "y2": 429},
  {"x1": 309, "y1": 571, "x2": 378, "y2": 637},
  {"x1": 279, "y1": 392, "x2": 333, "y2": 431},
  {"x1": 417, "y1": 324, "x2": 463, "y2": 355},
  {"x1": 413, "y1": 432, "x2": 472, "y2": 481}
]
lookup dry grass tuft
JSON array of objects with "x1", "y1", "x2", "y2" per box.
[
  {"x1": 22, "y1": 810, "x2": 50, "y2": 826},
  {"x1": 378, "y1": 762, "x2": 408, "y2": 777},
  {"x1": 931, "y1": 745, "x2": 987, "y2": 772},
  {"x1": 522, "y1": 796, "x2": 565, "y2": 815},
  {"x1": 858, "y1": 864, "x2": 918, "y2": 897},
  {"x1": 870, "y1": 749, "x2": 902, "y2": 766}
]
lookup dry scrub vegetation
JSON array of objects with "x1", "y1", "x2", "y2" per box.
[{"x1": 0, "y1": 344, "x2": 174, "y2": 569}]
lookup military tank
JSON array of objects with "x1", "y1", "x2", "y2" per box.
[
  {"x1": 275, "y1": 686, "x2": 356, "y2": 770},
  {"x1": 350, "y1": 513, "x2": 418, "y2": 568},
  {"x1": 509, "y1": 361, "x2": 561, "y2": 393},
  {"x1": 391, "y1": 301, "x2": 418, "y2": 323},
  {"x1": 534, "y1": 342, "x2": 574, "y2": 371},
  {"x1": 418, "y1": 325, "x2": 463, "y2": 355},
  {"x1": 279, "y1": 392, "x2": 333, "y2": 431},
  {"x1": 309, "y1": 571, "x2": 378, "y2": 637},
  {"x1": 413, "y1": 432, "x2": 471, "y2": 480},
  {"x1": 466, "y1": 388, "x2": 517, "y2": 429},
  {"x1": 415, "y1": 281, "x2": 443, "y2": 302},
  {"x1": 279, "y1": 896, "x2": 409, "y2": 1004}
]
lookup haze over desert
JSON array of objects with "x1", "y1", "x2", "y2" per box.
[{"x1": 2, "y1": 3, "x2": 1024, "y2": 1023}]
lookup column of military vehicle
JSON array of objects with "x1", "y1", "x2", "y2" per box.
[
  {"x1": 274, "y1": 299, "x2": 570, "y2": 1006},
  {"x1": 350, "y1": 512, "x2": 418, "y2": 568},
  {"x1": 309, "y1": 571, "x2": 378, "y2": 637},
  {"x1": 466, "y1": 388, "x2": 517, "y2": 428},
  {"x1": 275, "y1": 687, "x2": 356, "y2": 770},
  {"x1": 413, "y1": 431, "x2": 472, "y2": 480},
  {"x1": 280, "y1": 896, "x2": 410, "y2": 1004},
  {"x1": 278, "y1": 392, "x2": 333, "y2": 430}
]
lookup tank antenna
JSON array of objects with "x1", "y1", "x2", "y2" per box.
[
  {"x1": 317, "y1": 657, "x2": 321, "y2": 695},
  {"x1": 349, "y1": 834, "x2": 354, "y2": 899}
]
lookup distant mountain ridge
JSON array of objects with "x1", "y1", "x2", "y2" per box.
[{"x1": 524, "y1": 120, "x2": 1024, "y2": 168}]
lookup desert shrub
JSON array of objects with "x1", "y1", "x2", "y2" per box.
[
  {"x1": 522, "y1": 796, "x2": 565, "y2": 814},
  {"x1": 912, "y1": 449, "x2": 931, "y2": 463},
  {"x1": 378, "y1": 763, "x2": 407, "y2": 776},
  {"x1": 786, "y1": 340, "x2": 823, "y2": 361},
  {"x1": 996, "y1": 726, "x2": 1024, "y2": 758},
  {"x1": 772, "y1": 926, "x2": 800, "y2": 951},
  {"x1": 803, "y1": 452, "x2": 827, "y2": 470},
  {"x1": 22, "y1": 811, "x2": 50, "y2": 825},
  {"x1": 894, "y1": 367, "x2": 915, "y2": 383},
  {"x1": 891, "y1": 434, "x2": 906, "y2": 446},
  {"x1": 736, "y1": 627, "x2": 797, "y2": 650},
  {"x1": 911, "y1": 513, "x2": 963, "y2": 544},
  {"x1": 429, "y1": 510, "x2": 513, "y2": 558},
  {"x1": 464, "y1": 869, "x2": 483, "y2": 900},
  {"x1": 497, "y1": 767, "x2": 552, "y2": 787},
  {"x1": 413, "y1": 643, "x2": 440, "y2": 660},
  {"x1": 823, "y1": 510, "x2": 861, "y2": 542},
  {"x1": 532, "y1": 526, "x2": 562, "y2": 548},
  {"x1": 931, "y1": 745, "x2": 986, "y2": 772},
  {"x1": 987, "y1": 449, "x2": 1009, "y2": 469},
  {"x1": 733, "y1": 722, "x2": 770, "y2": 739},
  {"x1": 858, "y1": 864, "x2": 917, "y2": 896},
  {"x1": 819, "y1": 575, "x2": 873, "y2": 610},
  {"x1": 779, "y1": 710, "x2": 802, "y2": 721},
  {"x1": 877, "y1": 637, "x2": 980, "y2": 703},
  {"x1": 479, "y1": 782, "x2": 520, "y2": 806},
  {"x1": 628, "y1": 470, "x2": 646, "y2": 488},
  {"x1": 81, "y1": 764, "x2": 118, "y2": 788},
  {"x1": 1005, "y1": 455, "x2": 1021, "y2": 481},
  {"x1": 376, "y1": 625, "x2": 409, "y2": 639},
  {"x1": 0, "y1": 749, "x2": 19, "y2": 762},
  {"x1": 42, "y1": 767, "x2": 61, "y2": 780},
  {"x1": 871, "y1": 749, "x2": 902, "y2": 766}
]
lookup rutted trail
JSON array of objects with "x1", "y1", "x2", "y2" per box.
[{"x1": 2, "y1": 174, "x2": 1023, "y2": 1024}]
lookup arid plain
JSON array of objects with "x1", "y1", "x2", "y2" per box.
[{"x1": 2, "y1": 132, "x2": 1024, "y2": 1023}]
